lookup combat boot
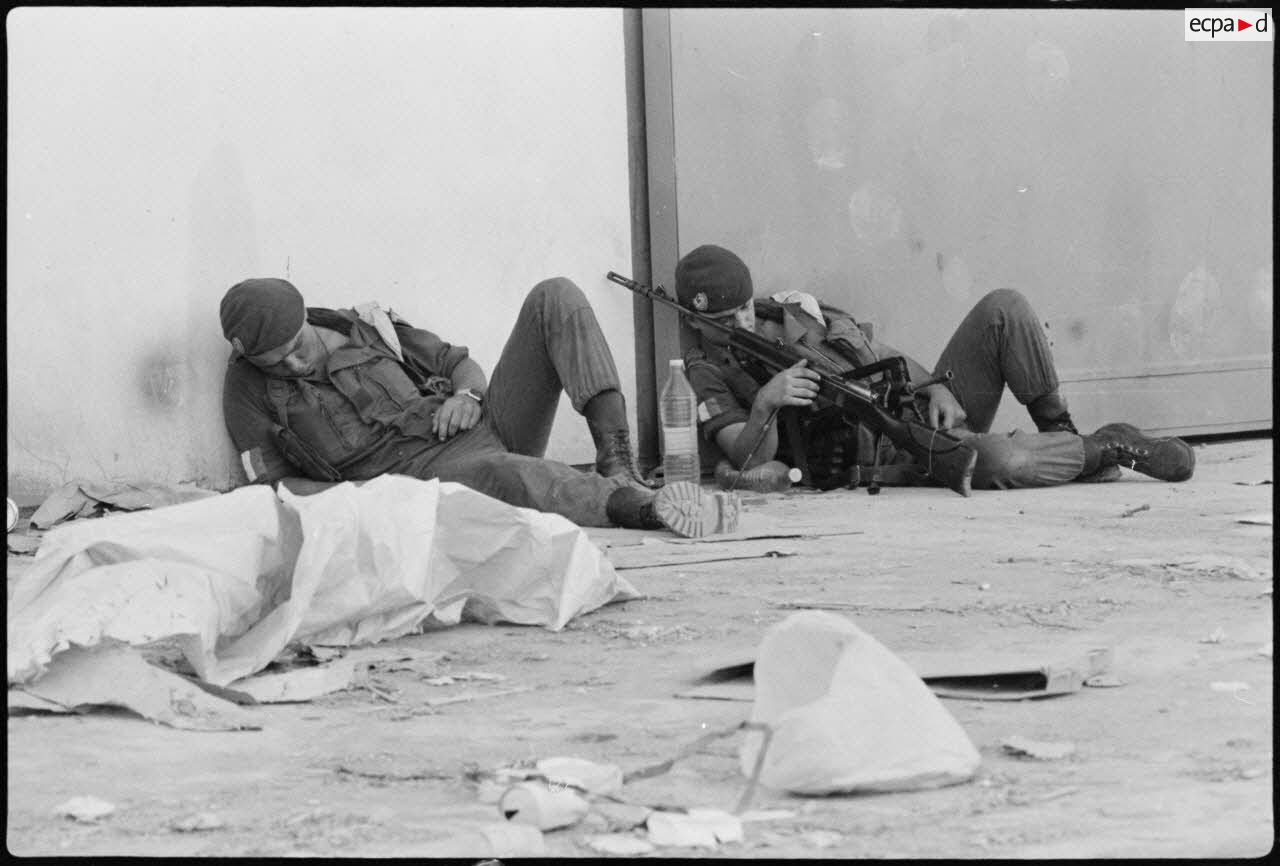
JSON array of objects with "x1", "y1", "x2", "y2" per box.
[
  {"x1": 1087, "y1": 422, "x2": 1195, "y2": 482},
  {"x1": 605, "y1": 481, "x2": 739, "y2": 538},
  {"x1": 584, "y1": 390, "x2": 654, "y2": 487}
]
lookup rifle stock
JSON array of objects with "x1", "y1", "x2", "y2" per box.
[{"x1": 606, "y1": 271, "x2": 977, "y2": 497}]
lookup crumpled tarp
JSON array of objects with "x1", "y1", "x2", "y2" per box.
[{"x1": 8, "y1": 474, "x2": 637, "y2": 687}]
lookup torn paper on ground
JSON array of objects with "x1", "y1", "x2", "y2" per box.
[
  {"x1": 8, "y1": 475, "x2": 636, "y2": 688},
  {"x1": 14, "y1": 645, "x2": 259, "y2": 731},
  {"x1": 29, "y1": 479, "x2": 219, "y2": 529}
]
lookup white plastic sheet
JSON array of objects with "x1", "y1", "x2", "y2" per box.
[
  {"x1": 740, "y1": 610, "x2": 981, "y2": 794},
  {"x1": 8, "y1": 475, "x2": 636, "y2": 688}
]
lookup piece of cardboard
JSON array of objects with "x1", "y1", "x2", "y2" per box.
[{"x1": 676, "y1": 646, "x2": 1113, "y2": 702}]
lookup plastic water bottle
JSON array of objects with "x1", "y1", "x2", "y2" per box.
[{"x1": 659, "y1": 358, "x2": 700, "y2": 485}]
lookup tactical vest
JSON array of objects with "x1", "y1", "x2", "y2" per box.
[
  {"x1": 262, "y1": 307, "x2": 453, "y2": 481},
  {"x1": 750, "y1": 298, "x2": 916, "y2": 490}
]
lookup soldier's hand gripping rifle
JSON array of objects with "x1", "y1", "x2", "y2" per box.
[{"x1": 606, "y1": 271, "x2": 977, "y2": 497}]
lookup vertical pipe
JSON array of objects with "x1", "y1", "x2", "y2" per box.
[{"x1": 622, "y1": 9, "x2": 659, "y2": 474}]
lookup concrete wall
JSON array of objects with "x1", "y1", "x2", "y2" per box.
[
  {"x1": 6, "y1": 7, "x2": 636, "y2": 500},
  {"x1": 658, "y1": 9, "x2": 1272, "y2": 437}
]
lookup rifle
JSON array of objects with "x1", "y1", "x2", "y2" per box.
[{"x1": 606, "y1": 271, "x2": 977, "y2": 497}]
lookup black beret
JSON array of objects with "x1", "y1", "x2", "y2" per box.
[
  {"x1": 674, "y1": 245, "x2": 754, "y2": 314},
  {"x1": 220, "y1": 278, "x2": 306, "y2": 357}
]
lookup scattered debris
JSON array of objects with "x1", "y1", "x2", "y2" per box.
[
  {"x1": 1119, "y1": 503, "x2": 1150, "y2": 518},
  {"x1": 1255, "y1": 642, "x2": 1273, "y2": 659},
  {"x1": 30, "y1": 479, "x2": 218, "y2": 529},
  {"x1": 535, "y1": 756, "x2": 624, "y2": 797},
  {"x1": 230, "y1": 659, "x2": 356, "y2": 703},
  {"x1": 1113, "y1": 555, "x2": 1270, "y2": 583},
  {"x1": 606, "y1": 537, "x2": 799, "y2": 571},
  {"x1": 1084, "y1": 674, "x2": 1125, "y2": 688},
  {"x1": 423, "y1": 671, "x2": 506, "y2": 686},
  {"x1": 1199, "y1": 627, "x2": 1226, "y2": 644},
  {"x1": 978, "y1": 582, "x2": 991, "y2": 591},
  {"x1": 53, "y1": 796, "x2": 116, "y2": 823},
  {"x1": 584, "y1": 833, "x2": 656, "y2": 855},
  {"x1": 647, "y1": 808, "x2": 743, "y2": 848},
  {"x1": 424, "y1": 686, "x2": 533, "y2": 708},
  {"x1": 1232, "y1": 479, "x2": 1272, "y2": 486},
  {"x1": 1001, "y1": 736, "x2": 1077, "y2": 761},
  {"x1": 592, "y1": 801, "x2": 653, "y2": 831},
  {"x1": 16, "y1": 646, "x2": 259, "y2": 732},
  {"x1": 500, "y1": 781, "x2": 590, "y2": 830},
  {"x1": 1236, "y1": 513, "x2": 1272, "y2": 526},
  {"x1": 171, "y1": 812, "x2": 226, "y2": 832}
]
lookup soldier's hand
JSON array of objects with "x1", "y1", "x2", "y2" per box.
[
  {"x1": 758, "y1": 359, "x2": 821, "y2": 412},
  {"x1": 433, "y1": 394, "x2": 483, "y2": 440},
  {"x1": 923, "y1": 384, "x2": 966, "y2": 430}
]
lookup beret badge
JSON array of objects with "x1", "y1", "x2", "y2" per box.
[{"x1": 692, "y1": 292, "x2": 709, "y2": 311}]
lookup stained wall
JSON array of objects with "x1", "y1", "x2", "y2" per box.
[{"x1": 7, "y1": 8, "x2": 636, "y2": 498}]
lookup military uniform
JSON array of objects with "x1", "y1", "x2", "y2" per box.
[
  {"x1": 222, "y1": 278, "x2": 634, "y2": 526},
  {"x1": 685, "y1": 289, "x2": 1089, "y2": 490}
]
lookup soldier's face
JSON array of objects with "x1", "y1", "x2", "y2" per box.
[
  {"x1": 247, "y1": 324, "x2": 324, "y2": 378},
  {"x1": 696, "y1": 300, "x2": 755, "y2": 346}
]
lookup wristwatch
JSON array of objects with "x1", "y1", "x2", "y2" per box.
[{"x1": 456, "y1": 387, "x2": 484, "y2": 404}]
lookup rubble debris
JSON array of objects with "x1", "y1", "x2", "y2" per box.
[
  {"x1": 1001, "y1": 736, "x2": 1076, "y2": 761},
  {"x1": 230, "y1": 659, "x2": 356, "y2": 703},
  {"x1": 584, "y1": 833, "x2": 656, "y2": 855},
  {"x1": 593, "y1": 801, "x2": 653, "y2": 831},
  {"x1": 52, "y1": 796, "x2": 116, "y2": 823},
  {"x1": 741, "y1": 611, "x2": 980, "y2": 795},
  {"x1": 1119, "y1": 503, "x2": 1150, "y2": 518},
  {"x1": 30, "y1": 479, "x2": 218, "y2": 529},
  {"x1": 535, "y1": 756, "x2": 624, "y2": 797},
  {"x1": 1199, "y1": 627, "x2": 1226, "y2": 644},
  {"x1": 1255, "y1": 642, "x2": 1273, "y2": 659},
  {"x1": 500, "y1": 781, "x2": 590, "y2": 831},
  {"x1": 422, "y1": 671, "x2": 506, "y2": 685},
  {"x1": 424, "y1": 686, "x2": 532, "y2": 708},
  {"x1": 16, "y1": 646, "x2": 259, "y2": 732},
  {"x1": 605, "y1": 537, "x2": 799, "y2": 571},
  {"x1": 646, "y1": 808, "x2": 743, "y2": 848},
  {"x1": 1235, "y1": 513, "x2": 1272, "y2": 526},
  {"x1": 1209, "y1": 681, "x2": 1251, "y2": 692}
]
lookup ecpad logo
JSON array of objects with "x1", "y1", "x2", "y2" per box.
[{"x1": 1185, "y1": 9, "x2": 1273, "y2": 41}]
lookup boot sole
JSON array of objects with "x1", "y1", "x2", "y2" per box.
[{"x1": 654, "y1": 481, "x2": 740, "y2": 538}]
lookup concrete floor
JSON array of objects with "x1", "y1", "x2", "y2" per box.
[{"x1": 6, "y1": 435, "x2": 1273, "y2": 857}]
